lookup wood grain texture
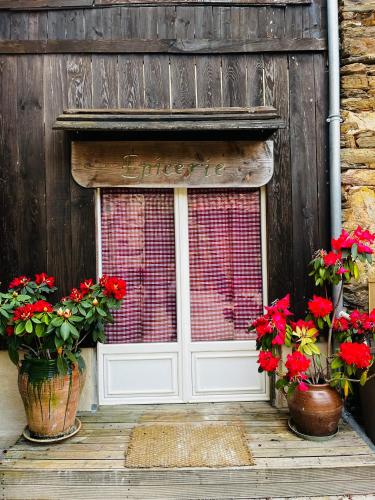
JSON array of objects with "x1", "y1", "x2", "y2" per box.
[
  {"x1": 0, "y1": 38, "x2": 327, "y2": 54},
  {"x1": 66, "y1": 55, "x2": 97, "y2": 287},
  {"x1": 289, "y1": 54, "x2": 319, "y2": 313},
  {"x1": 1, "y1": 402, "x2": 375, "y2": 499},
  {"x1": 71, "y1": 140, "x2": 274, "y2": 188},
  {"x1": 0, "y1": 1, "x2": 313, "y2": 10}
]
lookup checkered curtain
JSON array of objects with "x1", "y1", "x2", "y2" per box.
[
  {"x1": 188, "y1": 189, "x2": 263, "y2": 341},
  {"x1": 101, "y1": 188, "x2": 177, "y2": 343}
]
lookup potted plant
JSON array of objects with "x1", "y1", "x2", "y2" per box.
[
  {"x1": 250, "y1": 226, "x2": 375, "y2": 438},
  {"x1": 0, "y1": 273, "x2": 126, "y2": 441}
]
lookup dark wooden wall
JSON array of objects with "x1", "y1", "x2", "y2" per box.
[{"x1": 0, "y1": 1, "x2": 328, "y2": 315}]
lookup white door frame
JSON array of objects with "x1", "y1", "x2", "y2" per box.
[{"x1": 96, "y1": 188, "x2": 269, "y2": 405}]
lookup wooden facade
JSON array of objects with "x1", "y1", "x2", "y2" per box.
[{"x1": 0, "y1": 0, "x2": 328, "y2": 315}]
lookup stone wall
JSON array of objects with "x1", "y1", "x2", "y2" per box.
[{"x1": 341, "y1": 0, "x2": 375, "y2": 309}]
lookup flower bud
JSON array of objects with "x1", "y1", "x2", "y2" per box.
[
  {"x1": 57, "y1": 308, "x2": 64, "y2": 317},
  {"x1": 93, "y1": 298, "x2": 99, "y2": 306}
]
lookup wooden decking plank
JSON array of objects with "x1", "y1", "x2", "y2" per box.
[
  {"x1": 5, "y1": 445, "x2": 373, "y2": 461},
  {"x1": 2, "y1": 453, "x2": 375, "y2": 470},
  {"x1": 3, "y1": 480, "x2": 375, "y2": 499},
  {"x1": 1, "y1": 401, "x2": 375, "y2": 498},
  {"x1": 3, "y1": 465, "x2": 375, "y2": 486}
]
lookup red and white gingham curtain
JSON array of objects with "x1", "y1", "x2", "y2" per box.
[
  {"x1": 188, "y1": 189, "x2": 263, "y2": 341},
  {"x1": 101, "y1": 188, "x2": 263, "y2": 344},
  {"x1": 101, "y1": 188, "x2": 177, "y2": 343}
]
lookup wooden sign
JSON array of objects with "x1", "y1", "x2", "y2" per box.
[{"x1": 71, "y1": 140, "x2": 273, "y2": 188}]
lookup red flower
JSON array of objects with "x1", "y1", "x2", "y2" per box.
[
  {"x1": 332, "y1": 230, "x2": 357, "y2": 252},
  {"x1": 363, "y1": 309, "x2": 375, "y2": 333},
  {"x1": 69, "y1": 288, "x2": 84, "y2": 303},
  {"x1": 323, "y1": 251, "x2": 341, "y2": 267},
  {"x1": 99, "y1": 275, "x2": 109, "y2": 287},
  {"x1": 349, "y1": 310, "x2": 368, "y2": 334},
  {"x1": 13, "y1": 304, "x2": 34, "y2": 322},
  {"x1": 337, "y1": 266, "x2": 349, "y2": 275},
  {"x1": 32, "y1": 300, "x2": 53, "y2": 313},
  {"x1": 285, "y1": 351, "x2": 310, "y2": 379},
  {"x1": 35, "y1": 273, "x2": 55, "y2": 288},
  {"x1": 354, "y1": 226, "x2": 375, "y2": 244},
  {"x1": 291, "y1": 319, "x2": 316, "y2": 331},
  {"x1": 297, "y1": 381, "x2": 309, "y2": 391},
  {"x1": 9, "y1": 275, "x2": 30, "y2": 289},
  {"x1": 102, "y1": 277, "x2": 126, "y2": 300},
  {"x1": 5, "y1": 326, "x2": 14, "y2": 337},
  {"x1": 272, "y1": 330, "x2": 286, "y2": 346},
  {"x1": 257, "y1": 351, "x2": 280, "y2": 372},
  {"x1": 339, "y1": 342, "x2": 372, "y2": 369},
  {"x1": 333, "y1": 317, "x2": 350, "y2": 333},
  {"x1": 308, "y1": 295, "x2": 333, "y2": 319},
  {"x1": 80, "y1": 279, "x2": 94, "y2": 296},
  {"x1": 252, "y1": 316, "x2": 273, "y2": 339},
  {"x1": 357, "y1": 243, "x2": 373, "y2": 254}
]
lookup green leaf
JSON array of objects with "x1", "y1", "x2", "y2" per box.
[
  {"x1": 66, "y1": 351, "x2": 77, "y2": 365},
  {"x1": 35, "y1": 323, "x2": 45, "y2": 337},
  {"x1": 96, "y1": 307, "x2": 107, "y2": 317},
  {"x1": 331, "y1": 357, "x2": 343, "y2": 370},
  {"x1": 57, "y1": 356, "x2": 68, "y2": 376},
  {"x1": 55, "y1": 336, "x2": 64, "y2": 349},
  {"x1": 15, "y1": 322, "x2": 25, "y2": 335},
  {"x1": 25, "y1": 319, "x2": 33, "y2": 334},
  {"x1": 51, "y1": 317, "x2": 63, "y2": 327},
  {"x1": 68, "y1": 323, "x2": 79, "y2": 338},
  {"x1": 60, "y1": 321, "x2": 71, "y2": 341},
  {"x1": 360, "y1": 371, "x2": 368, "y2": 386},
  {"x1": 351, "y1": 243, "x2": 358, "y2": 260},
  {"x1": 0, "y1": 308, "x2": 10, "y2": 318}
]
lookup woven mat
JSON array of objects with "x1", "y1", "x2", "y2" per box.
[{"x1": 124, "y1": 422, "x2": 254, "y2": 468}]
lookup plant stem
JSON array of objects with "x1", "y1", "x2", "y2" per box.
[
  {"x1": 21, "y1": 344, "x2": 39, "y2": 357},
  {"x1": 327, "y1": 281, "x2": 344, "y2": 376}
]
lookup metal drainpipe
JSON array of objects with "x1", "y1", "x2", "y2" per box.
[{"x1": 327, "y1": 0, "x2": 343, "y2": 310}]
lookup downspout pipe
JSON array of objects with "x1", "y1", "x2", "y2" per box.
[{"x1": 327, "y1": 0, "x2": 343, "y2": 310}]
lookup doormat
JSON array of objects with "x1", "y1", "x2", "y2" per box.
[{"x1": 124, "y1": 422, "x2": 254, "y2": 468}]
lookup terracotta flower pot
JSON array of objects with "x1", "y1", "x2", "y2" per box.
[
  {"x1": 288, "y1": 383, "x2": 343, "y2": 437},
  {"x1": 18, "y1": 356, "x2": 86, "y2": 438}
]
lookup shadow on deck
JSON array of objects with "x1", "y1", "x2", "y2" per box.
[{"x1": 1, "y1": 402, "x2": 375, "y2": 499}]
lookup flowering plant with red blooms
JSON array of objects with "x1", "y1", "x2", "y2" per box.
[
  {"x1": 0, "y1": 273, "x2": 126, "y2": 374},
  {"x1": 250, "y1": 224, "x2": 375, "y2": 398}
]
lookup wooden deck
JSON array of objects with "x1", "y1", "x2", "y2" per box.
[{"x1": 1, "y1": 402, "x2": 375, "y2": 499}]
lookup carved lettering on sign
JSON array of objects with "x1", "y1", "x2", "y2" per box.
[{"x1": 71, "y1": 141, "x2": 273, "y2": 188}]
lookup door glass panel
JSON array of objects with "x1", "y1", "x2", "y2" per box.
[
  {"x1": 188, "y1": 189, "x2": 263, "y2": 342},
  {"x1": 101, "y1": 188, "x2": 177, "y2": 343}
]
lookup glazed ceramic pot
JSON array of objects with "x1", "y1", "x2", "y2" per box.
[
  {"x1": 18, "y1": 355, "x2": 85, "y2": 438},
  {"x1": 288, "y1": 383, "x2": 343, "y2": 437}
]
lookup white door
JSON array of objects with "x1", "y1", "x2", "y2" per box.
[{"x1": 97, "y1": 188, "x2": 269, "y2": 405}]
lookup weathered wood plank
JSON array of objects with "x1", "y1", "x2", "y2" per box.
[
  {"x1": 0, "y1": 0, "x2": 312, "y2": 9},
  {"x1": 0, "y1": 56, "x2": 19, "y2": 286},
  {"x1": 5, "y1": 444, "x2": 373, "y2": 461},
  {"x1": 221, "y1": 55, "x2": 247, "y2": 107},
  {"x1": 16, "y1": 55, "x2": 47, "y2": 275},
  {"x1": 43, "y1": 55, "x2": 73, "y2": 296},
  {"x1": 92, "y1": 55, "x2": 119, "y2": 108},
  {"x1": 66, "y1": 55, "x2": 96, "y2": 287},
  {"x1": 263, "y1": 54, "x2": 293, "y2": 303},
  {"x1": 71, "y1": 140, "x2": 273, "y2": 188},
  {"x1": 4, "y1": 481, "x2": 375, "y2": 500},
  {"x1": 170, "y1": 55, "x2": 196, "y2": 108},
  {"x1": 0, "y1": 38, "x2": 327, "y2": 54},
  {"x1": 143, "y1": 54, "x2": 170, "y2": 108},
  {"x1": 289, "y1": 54, "x2": 318, "y2": 312},
  {"x1": 118, "y1": 55, "x2": 145, "y2": 108}
]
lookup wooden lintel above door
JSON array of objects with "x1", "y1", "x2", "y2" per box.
[{"x1": 54, "y1": 106, "x2": 285, "y2": 133}]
